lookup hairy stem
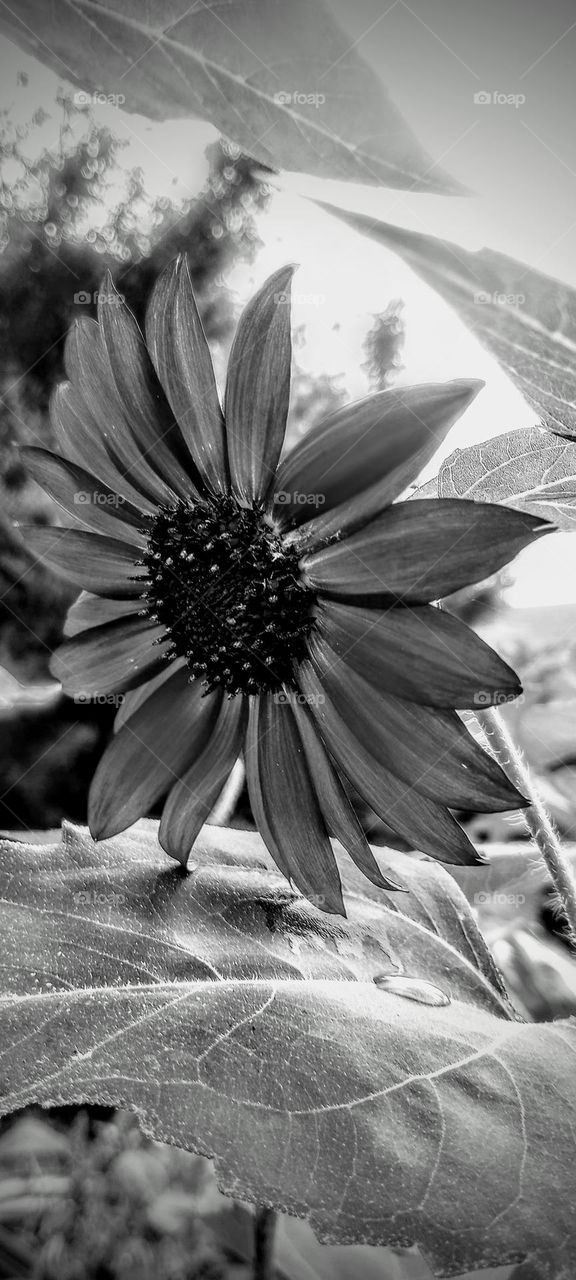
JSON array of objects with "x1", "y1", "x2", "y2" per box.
[
  {"x1": 254, "y1": 1206, "x2": 277, "y2": 1280},
  {"x1": 478, "y1": 705, "x2": 576, "y2": 944}
]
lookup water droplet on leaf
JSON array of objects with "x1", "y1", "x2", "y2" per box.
[{"x1": 373, "y1": 974, "x2": 451, "y2": 1006}]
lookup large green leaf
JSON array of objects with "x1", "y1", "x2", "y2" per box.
[
  {"x1": 0, "y1": 821, "x2": 575, "y2": 1276},
  {"x1": 319, "y1": 206, "x2": 576, "y2": 437},
  {"x1": 421, "y1": 427, "x2": 576, "y2": 530},
  {"x1": 0, "y1": 0, "x2": 462, "y2": 194}
]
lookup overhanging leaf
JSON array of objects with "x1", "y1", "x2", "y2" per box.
[
  {"x1": 1, "y1": 821, "x2": 575, "y2": 1276},
  {"x1": 422, "y1": 427, "x2": 576, "y2": 530},
  {"x1": 0, "y1": 0, "x2": 462, "y2": 194},
  {"x1": 319, "y1": 207, "x2": 576, "y2": 437}
]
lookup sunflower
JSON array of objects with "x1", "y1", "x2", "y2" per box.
[{"x1": 21, "y1": 261, "x2": 548, "y2": 914}]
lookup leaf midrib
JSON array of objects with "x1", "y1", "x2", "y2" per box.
[{"x1": 61, "y1": 0, "x2": 431, "y2": 185}]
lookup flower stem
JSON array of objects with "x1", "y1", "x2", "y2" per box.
[
  {"x1": 253, "y1": 1206, "x2": 277, "y2": 1280},
  {"x1": 478, "y1": 706, "x2": 576, "y2": 944}
]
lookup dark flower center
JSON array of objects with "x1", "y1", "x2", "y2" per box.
[{"x1": 141, "y1": 496, "x2": 315, "y2": 696}]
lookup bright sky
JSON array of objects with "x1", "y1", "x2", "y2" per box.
[{"x1": 2, "y1": 36, "x2": 576, "y2": 608}]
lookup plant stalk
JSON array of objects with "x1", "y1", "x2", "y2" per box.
[
  {"x1": 478, "y1": 705, "x2": 576, "y2": 945},
  {"x1": 253, "y1": 1205, "x2": 277, "y2": 1280}
]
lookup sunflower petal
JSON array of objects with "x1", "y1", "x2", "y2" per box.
[
  {"x1": 317, "y1": 599, "x2": 521, "y2": 708},
  {"x1": 114, "y1": 659, "x2": 187, "y2": 732},
  {"x1": 88, "y1": 669, "x2": 221, "y2": 839},
  {"x1": 273, "y1": 380, "x2": 482, "y2": 536},
  {"x1": 303, "y1": 499, "x2": 551, "y2": 602},
  {"x1": 245, "y1": 693, "x2": 345, "y2": 913},
  {"x1": 21, "y1": 447, "x2": 149, "y2": 546},
  {"x1": 244, "y1": 697, "x2": 300, "y2": 886},
  {"x1": 51, "y1": 383, "x2": 158, "y2": 515},
  {"x1": 146, "y1": 257, "x2": 228, "y2": 495},
  {"x1": 64, "y1": 593, "x2": 140, "y2": 638},
  {"x1": 290, "y1": 695, "x2": 403, "y2": 891},
  {"x1": 297, "y1": 660, "x2": 483, "y2": 865},
  {"x1": 225, "y1": 266, "x2": 295, "y2": 505},
  {"x1": 159, "y1": 693, "x2": 247, "y2": 865},
  {"x1": 51, "y1": 616, "x2": 171, "y2": 697},
  {"x1": 98, "y1": 274, "x2": 206, "y2": 503},
  {"x1": 62, "y1": 318, "x2": 181, "y2": 509},
  {"x1": 307, "y1": 633, "x2": 525, "y2": 812},
  {"x1": 20, "y1": 526, "x2": 147, "y2": 598}
]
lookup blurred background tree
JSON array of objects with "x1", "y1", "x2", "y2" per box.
[{"x1": 361, "y1": 299, "x2": 405, "y2": 391}]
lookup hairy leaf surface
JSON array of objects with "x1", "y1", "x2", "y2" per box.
[
  {"x1": 0, "y1": 822, "x2": 574, "y2": 1277},
  {"x1": 421, "y1": 428, "x2": 576, "y2": 530}
]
